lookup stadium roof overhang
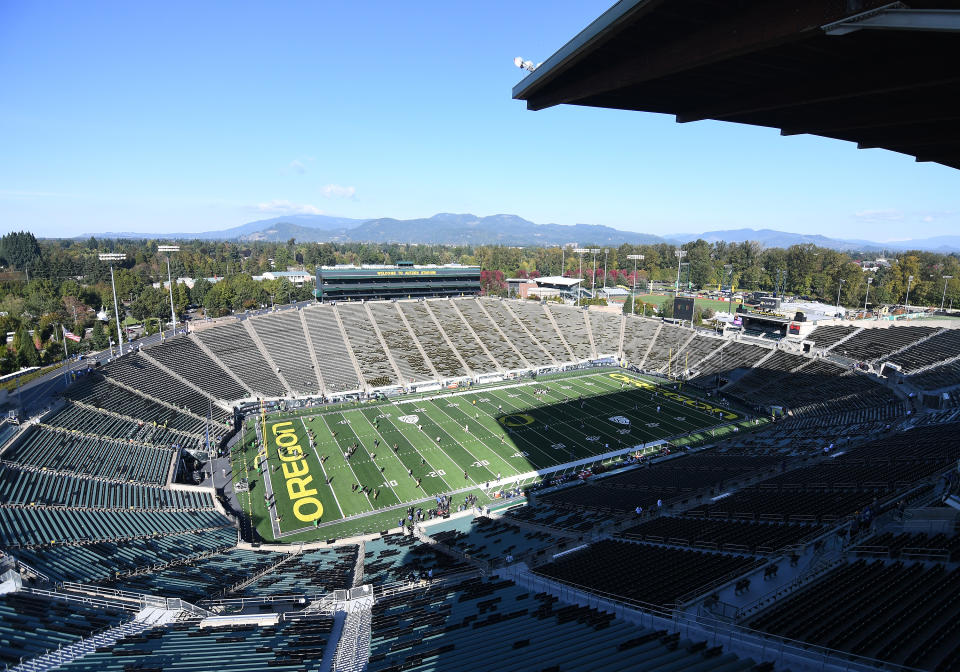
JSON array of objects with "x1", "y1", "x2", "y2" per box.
[{"x1": 512, "y1": 0, "x2": 960, "y2": 169}]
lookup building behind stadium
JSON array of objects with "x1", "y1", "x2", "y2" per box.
[{"x1": 314, "y1": 262, "x2": 481, "y2": 302}]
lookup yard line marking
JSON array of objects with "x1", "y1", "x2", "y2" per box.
[{"x1": 301, "y1": 417, "x2": 345, "y2": 519}]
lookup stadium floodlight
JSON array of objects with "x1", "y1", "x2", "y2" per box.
[
  {"x1": 864, "y1": 276, "x2": 873, "y2": 312},
  {"x1": 158, "y1": 245, "x2": 181, "y2": 335},
  {"x1": 602, "y1": 249, "x2": 610, "y2": 291},
  {"x1": 98, "y1": 253, "x2": 127, "y2": 355},
  {"x1": 836, "y1": 278, "x2": 846, "y2": 316},
  {"x1": 942, "y1": 276, "x2": 953, "y2": 312},
  {"x1": 513, "y1": 57, "x2": 540, "y2": 73},
  {"x1": 674, "y1": 250, "x2": 687, "y2": 293},
  {"x1": 627, "y1": 255, "x2": 644, "y2": 314},
  {"x1": 905, "y1": 274, "x2": 914, "y2": 311},
  {"x1": 588, "y1": 249, "x2": 601, "y2": 294}
]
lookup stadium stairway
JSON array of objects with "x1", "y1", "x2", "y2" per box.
[
  {"x1": 241, "y1": 320, "x2": 294, "y2": 397},
  {"x1": 946, "y1": 495, "x2": 960, "y2": 512},
  {"x1": 9, "y1": 604, "x2": 180, "y2": 672},
  {"x1": 363, "y1": 302, "x2": 406, "y2": 385}
]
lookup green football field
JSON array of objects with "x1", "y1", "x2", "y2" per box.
[{"x1": 231, "y1": 368, "x2": 743, "y2": 542}]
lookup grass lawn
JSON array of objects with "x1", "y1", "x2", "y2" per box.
[
  {"x1": 635, "y1": 293, "x2": 738, "y2": 314},
  {"x1": 231, "y1": 368, "x2": 744, "y2": 543}
]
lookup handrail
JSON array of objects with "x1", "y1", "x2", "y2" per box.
[{"x1": 512, "y1": 569, "x2": 929, "y2": 672}]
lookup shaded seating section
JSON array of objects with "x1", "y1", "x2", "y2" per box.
[
  {"x1": 55, "y1": 614, "x2": 335, "y2": 672},
  {"x1": 643, "y1": 323, "x2": 693, "y2": 374},
  {"x1": 427, "y1": 515, "x2": 559, "y2": 563},
  {"x1": 398, "y1": 301, "x2": 468, "y2": 378},
  {"x1": 547, "y1": 303, "x2": 594, "y2": 359},
  {"x1": 12, "y1": 527, "x2": 237, "y2": 583},
  {"x1": 910, "y1": 360, "x2": 960, "y2": 391},
  {"x1": 806, "y1": 325, "x2": 859, "y2": 350},
  {"x1": 833, "y1": 325, "x2": 937, "y2": 362},
  {"x1": 146, "y1": 336, "x2": 248, "y2": 401},
  {"x1": 368, "y1": 575, "x2": 762, "y2": 672},
  {"x1": 747, "y1": 560, "x2": 960, "y2": 670},
  {"x1": 63, "y1": 374, "x2": 212, "y2": 434},
  {"x1": 43, "y1": 403, "x2": 199, "y2": 450},
  {"x1": 621, "y1": 315, "x2": 659, "y2": 364},
  {"x1": 688, "y1": 342, "x2": 771, "y2": 387},
  {"x1": 478, "y1": 298, "x2": 552, "y2": 366},
  {"x1": 236, "y1": 545, "x2": 358, "y2": 596},
  {"x1": 104, "y1": 548, "x2": 281, "y2": 601},
  {"x1": 0, "y1": 466, "x2": 215, "y2": 510},
  {"x1": 0, "y1": 507, "x2": 231, "y2": 547},
  {"x1": 619, "y1": 516, "x2": 821, "y2": 554},
  {"x1": 427, "y1": 300, "x2": 498, "y2": 372},
  {"x1": 850, "y1": 532, "x2": 960, "y2": 562},
  {"x1": 587, "y1": 309, "x2": 623, "y2": 357},
  {"x1": 195, "y1": 322, "x2": 287, "y2": 397},
  {"x1": 539, "y1": 454, "x2": 783, "y2": 514},
  {"x1": 725, "y1": 350, "x2": 809, "y2": 399},
  {"x1": 3, "y1": 425, "x2": 173, "y2": 485},
  {"x1": 102, "y1": 353, "x2": 230, "y2": 424},
  {"x1": 0, "y1": 592, "x2": 129, "y2": 668},
  {"x1": 336, "y1": 302, "x2": 399, "y2": 388},
  {"x1": 884, "y1": 328, "x2": 960, "y2": 373},
  {"x1": 503, "y1": 502, "x2": 601, "y2": 531},
  {"x1": 510, "y1": 300, "x2": 569, "y2": 363},
  {"x1": 249, "y1": 309, "x2": 321, "y2": 395},
  {"x1": 369, "y1": 302, "x2": 436, "y2": 381},
  {"x1": 364, "y1": 533, "x2": 472, "y2": 585},
  {"x1": 456, "y1": 299, "x2": 526, "y2": 370},
  {"x1": 686, "y1": 489, "x2": 884, "y2": 524},
  {"x1": 536, "y1": 539, "x2": 760, "y2": 608},
  {"x1": 302, "y1": 304, "x2": 362, "y2": 392}
]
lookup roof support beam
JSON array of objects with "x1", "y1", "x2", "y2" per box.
[
  {"x1": 524, "y1": 0, "x2": 893, "y2": 111},
  {"x1": 824, "y1": 8, "x2": 960, "y2": 35},
  {"x1": 676, "y1": 74, "x2": 960, "y2": 124}
]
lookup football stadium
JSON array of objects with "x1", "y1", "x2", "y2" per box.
[{"x1": 3, "y1": 2, "x2": 960, "y2": 672}]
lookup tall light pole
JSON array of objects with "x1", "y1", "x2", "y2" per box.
[
  {"x1": 864, "y1": 277, "x2": 873, "y2": 313},
  {"x1": 602, "y1": 249, "x2": 609, "y2": 291},
  {"x1": 836, "y1": 278, "x2": 845, "y2": 316},
  {"x1": 942, "y1": 276, "x2": 953, "y2": 312},
  {"x1": 590, "y1": 248, "x2": 600, "y2": 295},
  {"x1": 674, "y1": 249, "x2": 687, "y2": 294},
  {"x1": 99, "y1": 253, "x2": 127, "y2": 356},
  {"x1": 158, "y1": 245, "x2": 180, "y2": 336},
  {"x1": 627, "y1": 254, "x2": 644, "y2": 315},
  {"x1": 573, "y1": 248, "x2": 590, "y2": 301},
  {"x1": 723, "y1": 264, "x2": 734, "y2": 314},
  {"x1": 905, "y1": 274, "x2": 913, "y2": 312}
]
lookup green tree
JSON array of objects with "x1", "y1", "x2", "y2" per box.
[{"x1": 90, "y1": 320, "x2": 109, "y2": 350}]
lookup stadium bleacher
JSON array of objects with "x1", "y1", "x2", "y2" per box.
[{"x1": 5, "y1": 298, "x2": 960, "y2": 672}]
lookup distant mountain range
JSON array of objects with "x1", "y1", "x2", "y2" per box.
[{"x1": 76, "y1": 214, "x2": 960, "y2": 253}]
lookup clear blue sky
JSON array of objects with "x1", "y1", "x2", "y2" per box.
[{"x1": 1, "y1": 1, "x2": 957, "y2": 241}]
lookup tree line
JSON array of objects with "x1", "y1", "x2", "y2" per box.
[{"x1": 1, "y1": 230, "x2": 958, "y2": 374}]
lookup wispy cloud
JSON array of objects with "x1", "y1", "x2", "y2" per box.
[
  {"x1": 854, "y1": 209, "x2": 904, "y2": 222},
  {"x1": 320, "y1": 183, "x2": 356, "y2": 199},
  {"x1": 256, "y1": 199, "x2": 323, "y2": 215},
  {"x1": 289, "y1": 160, "x2": 307, "y2": 175}
]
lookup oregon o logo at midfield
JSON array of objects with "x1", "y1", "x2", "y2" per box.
[{"x1": 499, "y1": 413, "x2": 535, "y2": 427}]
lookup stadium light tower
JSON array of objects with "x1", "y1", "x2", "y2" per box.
[
  {"x1": 864, "y1": 277, "x2": 873, "y2": 313},
  {"x1": 674, "y1": 249, "x2": 687, "y2": 294},
  {"x1": 836, "y1": 278, "x2": 846, "y2": 316},
  {"x1": 627, "y1": 254, "x2": 644, "y2": 315},
  {"x1": 589, "y1": 249, "x2": 601, "y2": 295},
  {"x1": 99, "y1": 253, "x2": 127, "y2": 356},
  {"x1": 942, "y1": 276, "x2": 953, "y2": 311},
  {"x1": 905, "y1": 274, "x2": 914, "y2": 312},
  {"x1": 158, "y1": 245, "x2": 180, "y2": 336},
  {"x1": 573, "y1": 248, "x2": 589, "y2": 300},
  {"x1": 602, "y1": 249, "x2": 609, "y2": 291}
]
